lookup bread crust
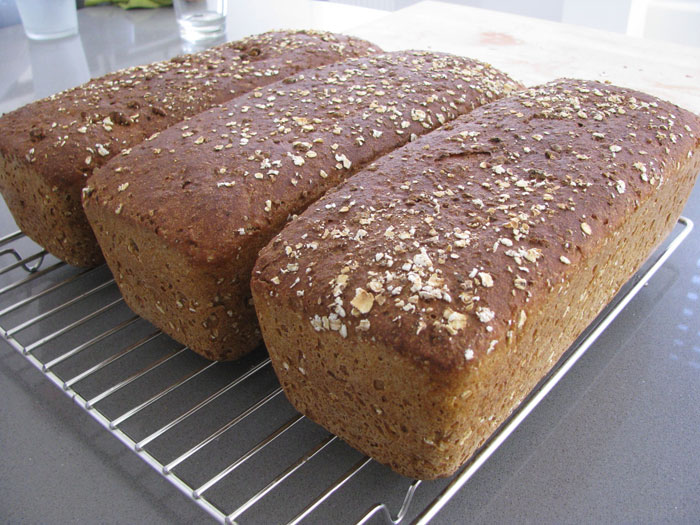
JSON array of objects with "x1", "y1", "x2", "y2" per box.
[
  {"x1": 0, "y1": 30, "x2": 378, "y2": 266},
  {"x1": 83, "y1": 51, "x2": 521, "y2": 360},
  {"x1": 251, "y1": 79, "x2": 700, "y2": 478}
]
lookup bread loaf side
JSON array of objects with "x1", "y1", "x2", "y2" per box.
[
  {"x1": 251, "y1": 79, "x2": 700, "y2": 479},
  {"x1": 83, "y1": 51, "x2": 522, "y2": 360},
  {"x1": 0, "y1": 30, "x2": 378, "y2": 266}
]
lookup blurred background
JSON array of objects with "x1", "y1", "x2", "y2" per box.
[
  {"x1": 1, "y1": 0, "x2": 698, "y2": 124},
  {"x1": 1, "y1": 0, "x2": 699, "y2": 47},
  {"x1": 322, "y1": 0, "x2": 700, "y2": 48}
]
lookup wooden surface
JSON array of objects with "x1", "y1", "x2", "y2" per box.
[{"x1": 349, "y1": 0, "x2": 700, "y2": 113}]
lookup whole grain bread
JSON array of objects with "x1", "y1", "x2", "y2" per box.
[
  {"x1": 82, "y1": 51, "x2": 522, "y2": 361},
  {"x1": 0, "y1": 30, "x2": 378, "y2": 267},
  {"x1": 251, "y1": 79, "x2": 700, "y2": 479}
]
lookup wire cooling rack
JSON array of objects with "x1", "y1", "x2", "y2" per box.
[{"x1": 0, "y1": 217, "x2": 693, "y2": 524}]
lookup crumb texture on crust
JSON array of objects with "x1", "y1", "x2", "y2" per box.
[
  {"x1": 0, "y1": 30, "x2": 378, "y2": 266},
  {"x1": 83, "y1": 50, "x2": 521, "y2": 360},
  {"x1": 252, "y1": 78, "x2": 700, "y2": 478}
]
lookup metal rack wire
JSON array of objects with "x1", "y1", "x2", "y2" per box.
[{"x1": 0, "y1": 218, "x2": 693, "y2": 524}]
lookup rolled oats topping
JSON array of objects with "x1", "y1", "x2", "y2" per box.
[
  {"x1": 2, "y1": 30, "x2": 380, "y2": 267},
  {"x1": 254, "y1": 78, "x2": 700, "y2": 370},
  {"x1": 88, "y1": 50, "x2": 521, "y2": 270}
]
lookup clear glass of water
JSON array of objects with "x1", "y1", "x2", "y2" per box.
[
  {"x1": 173, "y1": 0, "x2": 227, "y2": 43},
  {"x1": 15, "y1": 0, "x2": 78, "y2": 40}
]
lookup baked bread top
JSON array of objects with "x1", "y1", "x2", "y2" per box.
[
  {"x1": 83, "y1": 51, "x2": 522, "y2": 266},
  {"x1": 0, "y1": 30, "x2": 377, "y2": 192},
  {"x1": 253, "y1": 78, "x2": 700, "y2": 370}
]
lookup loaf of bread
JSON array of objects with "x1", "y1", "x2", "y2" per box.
[
  {"x1": 251, "y1": 79, "x2": 700, "y2": 479},
  {"x1": 83, "y1": 51, "x2": 522, "y2": 361},
  {"x1": 0, "y1": 30, "x2": 377, "y2": 267}
]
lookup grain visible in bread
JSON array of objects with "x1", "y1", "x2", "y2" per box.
[
  {"x1": 0, "y1": 30, "x2": 378, "y2": 267},
  {"x1": 251, "y1": 79, "x2": 700, "y2": 479},
  {"x1": 82, "y1": 51, "x2": 522, "y2": 361}
]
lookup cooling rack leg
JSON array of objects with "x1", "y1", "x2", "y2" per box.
[{"x1": 355, "y1": 480, "x2": 422, "y2": 525}]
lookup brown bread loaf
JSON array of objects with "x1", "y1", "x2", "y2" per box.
[
  {"x1": 0, "y1": 30, "x2": 378, "y2": 267},
  {"x1": 251, "y1": 79, "x2": 700, "y2": 479},
  {"x1": 83, "y1": 51, "x2": 522, "y2": 361}
]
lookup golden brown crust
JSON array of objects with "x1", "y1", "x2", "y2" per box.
[
  {"x1": 251, "y1": 79, "x2": 700, "y2": 478},
  {"x1": 83, "y1": 50, "x2": 522, "y2": 361},
  {"x1": 0, "y1": 30, "x2": 378, "y2": 266}
]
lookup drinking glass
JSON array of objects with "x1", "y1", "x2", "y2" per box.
[
  {"x1": 173, "y1": 0, "x2": 227, "y2": 43},
  {"x1": 15, "y1": 0, "x2": 78, "y2": 40}
]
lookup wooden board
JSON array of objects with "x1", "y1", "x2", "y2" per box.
[{"x1": 348, "y1": 0, "x2": 700, "y2": 113}]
